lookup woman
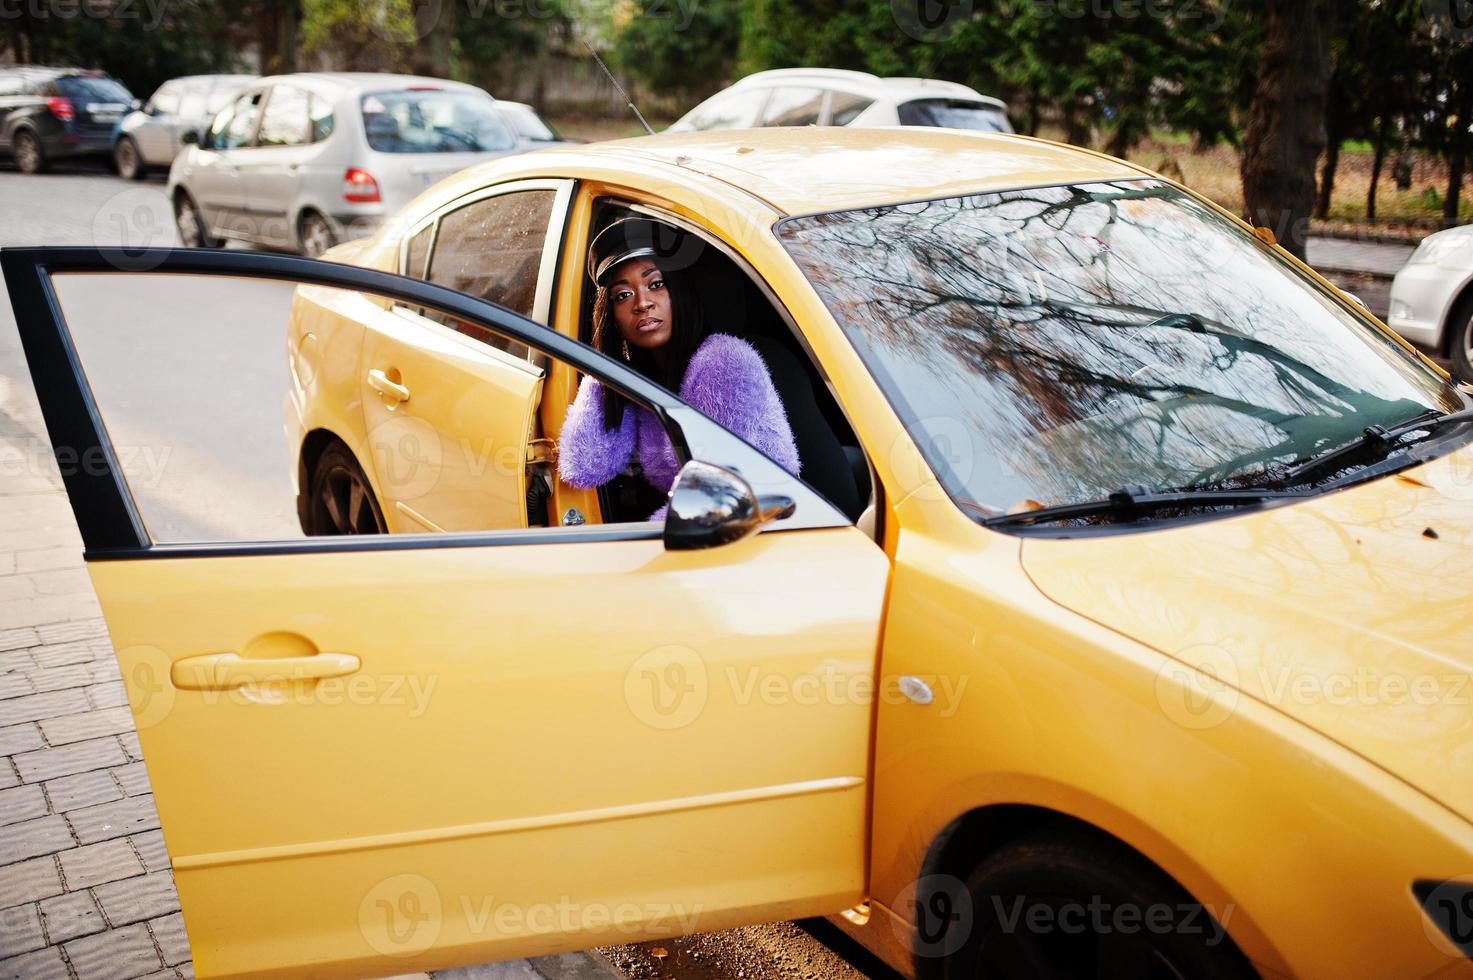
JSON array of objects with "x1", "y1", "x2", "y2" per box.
[{"x1": 558, "y1": 218, "x2": 800, "y2": 520}]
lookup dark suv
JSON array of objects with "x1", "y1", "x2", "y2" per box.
[{"x1": 0, "y1": 67, "x2": 136, "y2": 173}]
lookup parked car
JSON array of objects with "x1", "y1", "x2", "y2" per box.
[
  {"x1": 168, "y1": 72, "x2": 524, "y2": 257},
  {"x1": 11, "y1": 127, "x2": 1473, "y2": 980},
  {"x1": 113, "y1": 73, "x2": 256, "y2": 180},
  {"x1": 494, "y1": 99, "x2": 579, "y2": 147},
  {"x1": 1389, "y1": 224, "x2": 1473, "y2": 377},
  {"x1": 667, "y1": 68, "x2": 1013, "y2": 133},
  {"x1": 0, "y1": 66, "x2": 135, "y2": 173}
]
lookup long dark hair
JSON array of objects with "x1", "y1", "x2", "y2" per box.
[{"x1": 593, "y1": 257, "x2": 711, "y2": 431}]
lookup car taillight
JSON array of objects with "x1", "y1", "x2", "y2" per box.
[
  {"x1": 46, "y1": 97, "x2": 74, "y2": 122},
  {"x1": 343, "y1": 168, "x2": 380, "y2": 203}
]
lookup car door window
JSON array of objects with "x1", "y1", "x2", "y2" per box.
[
  {"x1": 423, "y1": 189, "x2": 557, "y2": 342},
  {"x1": 177, "y1": 81, "x2": 207, "y2": 119},
  {"x1": 148, "y1": 81, "x2": 182, "y2": 117},
  {"x1": 214, "y1": 91, "x2": 262, "y2": 149},
  {"x1": 827, "y1": 91, "x2": 873, "y2": 126},
  {"x1": 761, "y1": 87, "x2": 825, "y2": 127},
  {"x1": 688, "y1": 88, "x2": 769, "y2": 130},
  {"x1": 309, "y1": 92, "x2": 334, "y2": 142},
  {"x1": 257, "y1": 85, "x2": 310, "y2": 147}
]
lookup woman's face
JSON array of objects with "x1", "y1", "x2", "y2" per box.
[{"x1": 607, "y1": 258, "x2": 673, "y2": 352}]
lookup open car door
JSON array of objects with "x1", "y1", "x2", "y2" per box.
[{"x1": 3, "y1": 247, "x2": 889, "y2": 979}]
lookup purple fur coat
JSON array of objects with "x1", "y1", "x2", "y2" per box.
[{"x1": 557, "y1": 334, "x2": 800, "y2": 519}]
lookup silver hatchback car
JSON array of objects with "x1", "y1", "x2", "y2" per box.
[
  {"x1": 168, "y1": 72, "x2": 523, "y2": 256},
  {"x1": 114, "y1": 73, "x2": 257, "y2": 180}
]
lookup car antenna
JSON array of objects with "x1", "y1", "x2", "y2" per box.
[{"x1": 576, "y1": 29, "x2": 655, "y2": 137}]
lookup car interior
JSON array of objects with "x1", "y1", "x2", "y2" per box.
[{"x1": 578, "y1": 200, "x2": 878, "y2": 537}]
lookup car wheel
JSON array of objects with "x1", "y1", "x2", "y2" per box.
[
  {"x1": 299, "y1": 211, "x2": 337, "y2": 258},
  {"x1": 937, "y1": 828, "x2": 1257, "y2": 980},
  {"x1": 114, "y1": 136, "x2": 144, "y2": 180},
  {"x1": 174, "y1": 194, "x2": 220, "y2": 248},
  {"x1": 13, "y1": 131, "x2": 45, "y2": 174},
  {"x1": 305, "y1": 442, "x2": 387, "y2": 536},
  {"x1": 1450, "y1": 295, "x2": 1473, "y2": 382}
]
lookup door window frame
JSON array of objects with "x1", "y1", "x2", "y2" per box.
[
  {"x1": 4, "y1": 246, "x2": 847, "y2": 561},
  {"x1": 397, "y1": 178, "x2": 574, "y2": 336}
]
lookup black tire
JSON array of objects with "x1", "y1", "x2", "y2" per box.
[
  {"x1": 304, "y1": 442, "x2": 387, "y2": 536},
  {"x1": 937, "y1": 828, "x2": 1257, "y2": 980},
  {"x1": 174, "y1": 194, "x2": 220, "y2": 248},
  {"x1": 13, "y1": 130, "x2": 45, "y2": 174},
  {"x1": 1448, "y1": 293, "x2": 1473, "y2": 382},
  {"x1": 299, "y1": 211, "x2": 337, "y2": 258},
  {"x1": 114, "y1": 136, "x2": 145, "y2": 180}
]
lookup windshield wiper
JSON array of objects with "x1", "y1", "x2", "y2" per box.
[
  {"x1": 1281, "y1": 406, "x2": 1473, "y2": 486},
  {"x1": 980, "y1": 485, "x2": 1303, "y2": 528}
]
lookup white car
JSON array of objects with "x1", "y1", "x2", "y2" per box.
[
  {"x1": 666, "y1": 67, "x2": 1012, "y2": 134},
  {"x1": 168, "y1": 72, "x2": 523, "y2": 257},
  {"x1": 1389, "y1": 225, "x2": 1473, "y2": 377}
]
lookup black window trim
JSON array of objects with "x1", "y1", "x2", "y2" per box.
[{"x1": 0, "y1": 246, "x2": 725, "y2": 560}]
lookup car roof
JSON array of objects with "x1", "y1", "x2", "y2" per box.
[
  {"x1": 0, "y1": 66, "x2": 112, "y2": 80},
  {"x1": 254, "y1": 72, "x2": 489, "y2": 97},
  {"x1": 732, "y1": 68, "x2": 998, "y2": 105},
  {"x1": 480, "y1": 127, "x2": 1146, "y2": 216}
]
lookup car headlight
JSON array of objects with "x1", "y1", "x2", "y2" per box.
[{"x1": 1407, "y1": 234, "x2": 1469, "y2": 270}]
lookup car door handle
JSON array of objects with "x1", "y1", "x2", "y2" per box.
[
  {"x1": 170, "y1": 651, "x2": 361, "y2": 691},
  {"x1": 367, "y1": 369, "x2": 410, "y2": 402}
]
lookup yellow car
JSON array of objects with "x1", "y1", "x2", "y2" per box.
[{"x1": 8, "y1": 127, "x2": 1473, "y2": 980}]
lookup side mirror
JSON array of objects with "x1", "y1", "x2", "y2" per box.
[
  {"x1": 181, "y1": 129, "x2": 200, "y2": 146},
  {"x1": 663, "y1": 460, "x2": 795, "y2": 551}
]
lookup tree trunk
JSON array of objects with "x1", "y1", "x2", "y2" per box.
[
  {"x1": 1445, "y1": 84, "x2": 1471, "y2": 227},
  {"x1": 1240, "y1": 0, "x2": 1338, "y2": 261},
  {"x1": 1316, "y1": 138, "x2": 1340, "y2": 220},
  {"x1": 1367, "y1": 114, "x2": 1390, "y2": 224},
  {"x1": 279, "y1": 1, "x2": 298, "y2": 74},
  {"x1": 412, "y1": 0, "x2": 456, "y2": 78}
]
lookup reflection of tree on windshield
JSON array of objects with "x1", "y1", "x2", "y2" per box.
[{"x1": 780, "y1": 180, "x2": 1454, "y2": 509}]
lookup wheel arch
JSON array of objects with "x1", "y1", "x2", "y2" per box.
[
  {"x1": 912, "y1": 801, "x2": 1279, "y2": 979},
  {"x1": 1437, "y1": 274, "x2": 1473, "y2": 358}
]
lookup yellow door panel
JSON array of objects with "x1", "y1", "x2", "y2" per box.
[
  {"x1": 357, "y1": 304, "x2": 543, "y2": 533},
  {"x1": 92, "y1": 525, "x2": 886, "y2": 978}
]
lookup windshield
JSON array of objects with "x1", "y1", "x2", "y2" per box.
[
  {"x1": 898, "y1": 98, "x2": 1013, "y2": 133},
  {"x1": 502, "y1": 104, "x2": 558, "y2": 141},
  {"x1": 778, "y1": 180, "x2": 1461, "y2": 517},
  {"x1": 360, "y1": 89, "x2": 516, "y2": 154}
]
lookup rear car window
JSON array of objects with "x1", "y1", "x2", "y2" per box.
[
  {"x1": 56, "y1": 75, "x2": 133, "y2": 104},
  {"x1": 828, "y1": 92, "x2": 874, "y2": 126},
  {"x1": 898, "y1": 98, "x2": 1013, "y2": 133},
  {"x1": 761, "y1": 87, "x2": 825, "y2": 127},
  {"x1": 360, "y1": 89, "x2": 516, "y2": 154}
]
